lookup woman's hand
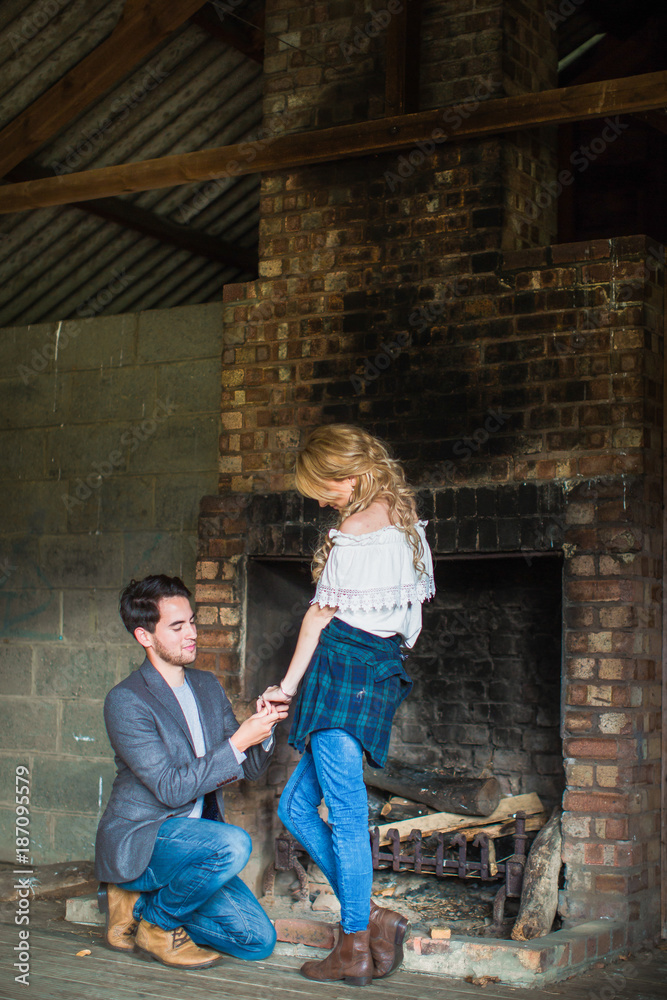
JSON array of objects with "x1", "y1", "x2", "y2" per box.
[{"x1": 260, "y1": 683, "x2": 295, "y2": 711}]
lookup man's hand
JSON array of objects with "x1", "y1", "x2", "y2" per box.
[{"x1": 230, "y1": 703, "x2": 288, "y2": 753}]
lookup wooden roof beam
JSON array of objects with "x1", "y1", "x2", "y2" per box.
[
  {"x1": 7, "y1": 163, "x2": 257, "y2": 269},
  {"x1": 0, "y1": 0, "x2": 210, "y2": 180},
  {"x1": 2, "y1": 68, "x2": 667, "y2": 214},
  {"x1": 78, "y1": 196, "x2": 258, "y2": 270}
]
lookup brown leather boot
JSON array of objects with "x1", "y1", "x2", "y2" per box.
[
  {"x1": 368, "y1": 900, "x2": 410, "y2": 978},
  {"x1": 134, "y1": 919, "x2": 223, "y2": 969},
  {"x1": 98, "y1": 883, "x2": 141, "y2": 953},
  {"x1": 300, "y1": 926, "x2": 373, "y2": 987}
]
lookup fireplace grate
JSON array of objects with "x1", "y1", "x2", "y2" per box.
[
  {"x1": 371, "y1": 812, "x2": 528, "y2": 926},
  {"x1": 264, "y1": 814, "x2": 528, "y2": 928}
]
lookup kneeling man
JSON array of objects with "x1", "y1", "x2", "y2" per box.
[{"x1": 95, "y1": 574, "x2": 287, "y2": 969}]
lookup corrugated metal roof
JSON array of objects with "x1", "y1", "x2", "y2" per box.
[{"x1": 0, "y1": 0, "x2": 265, "y2": 326}]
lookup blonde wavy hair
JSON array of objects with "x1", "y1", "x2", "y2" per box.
[{"x1": 295, "y1": 424, "x2": 425, "y2": 582}]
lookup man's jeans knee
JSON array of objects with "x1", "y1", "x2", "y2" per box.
[{"x1": 120, "y1": 817, "x2": 273, "y2": 960}]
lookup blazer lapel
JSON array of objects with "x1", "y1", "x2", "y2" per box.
[
  {"x1": 139, "y1": 658, "x2": 195, "y2": 751},
  {"x1": 185, "y1": 669, "x2": 214, "y2": 752}
]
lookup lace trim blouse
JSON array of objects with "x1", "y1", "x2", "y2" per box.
[{"x1": 311, "y1": 520, "x2": 435, "y2": 648}]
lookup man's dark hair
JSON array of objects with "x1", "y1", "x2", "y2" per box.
[{"x1": 119, "y1": 575, "x2": 192, "y2": 635}]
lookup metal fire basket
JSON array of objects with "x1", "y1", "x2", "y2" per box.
[
  {"x1": 263, "y1": 833, "x2": 310, "y2": 902},
  {"x1": 370, "y1": 811, "x2": 528, "y2": 925},
  {"x1": 265, "y1": 813, "x2": 528, "y2": 926}
]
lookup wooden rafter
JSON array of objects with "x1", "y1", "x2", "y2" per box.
[
  {"x1": 385, "y1": 0, "x2": 422, "y2": 116},
  {"x1": 2, "y1": 69, "x2": 667, "y2": 214},
  {"x1": 0, "y1": 0, "x2": 210, "y2": 180},
  {"x1": 77, "y1": 197, "x2": 258, "y2": 270},
  {"x1": 7, "y1": 164, "x2": 257, "y2": 270}
]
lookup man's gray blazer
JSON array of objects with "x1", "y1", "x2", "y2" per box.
[{"x1": 95, "y1": 658, "x2": 272, "y2": 884}]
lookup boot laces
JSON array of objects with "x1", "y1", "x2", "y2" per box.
[{"x1": 172, "y1": 926, "x2": 190, "y2": 950}]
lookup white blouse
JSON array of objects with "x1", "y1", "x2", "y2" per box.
[{"x1": 312, "y1": 520, "x2": 435, "y2": 648}]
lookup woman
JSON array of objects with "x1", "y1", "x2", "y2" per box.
[{"x1": 262, "y1": 424, "x2": 434, "y2": 986}]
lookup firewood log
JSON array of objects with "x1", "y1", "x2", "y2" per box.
[
  {"x1": 511, "y1": 808, "x2": 562, "y2": 941},
  {"x1": 364, "y1": 761, "x2": 501, "y2": 816},
  {"x1": 375, "y1": 792, "x2": 545, "y2": 844}
]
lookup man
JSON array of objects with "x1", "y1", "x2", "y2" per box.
[{"x1": 95, "y1": 574, "x2": 287, "y2": 970}]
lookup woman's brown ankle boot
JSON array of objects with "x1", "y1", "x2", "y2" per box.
[
  {"x1": 300, "y1": 926, "x2": 373, "y2": 987},
  {"x1": 368, "y1": 900, "x2": 410, "y2": 978}
]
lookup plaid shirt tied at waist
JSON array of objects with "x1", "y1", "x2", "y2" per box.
[{"x1": 288, "y1": 617, "x2": 412, "y2": 768}]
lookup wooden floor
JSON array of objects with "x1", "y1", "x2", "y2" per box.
[{"x1": 2, "y1": 917, "x2": 667, "y2": 1000}]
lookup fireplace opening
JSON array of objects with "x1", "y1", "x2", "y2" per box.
[
  {"x1": 245, "y1": 557, "x2": 312, "y2": 698},
  {"x1": 398, "y1": 552, "x2": 565, "y2": 812},
  {"x1": 248, "y1": 549, "x2": 565, "y2": 939}
]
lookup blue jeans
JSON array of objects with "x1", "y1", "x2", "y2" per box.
[
  {"x1": 278, "y1": 729, "x2": 372, "y2": 934},
  {"x1": 119, "y1": 817, "x2": 276, "y2": 961}
]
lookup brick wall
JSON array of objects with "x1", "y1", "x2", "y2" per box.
[
  {"x1": 265, "y1": 0, "x2": 557, "y2": 122},
  {"x1": 0, "y1": 303, "x2": 225, "y2": 864},
  {"x1": 263, "y1": 0, "x2": 558, "y2": 261},
  {"x1": 560, "y1": 473, "x2": 663, "y2": 931},
  {"x1": 219, "y1": 236, "x2": 663, "y2": 491},
  {"x1": 203, "y1": 233, "x2": 664, "y2": 935},
  {"x1": 200, "y1": 0, "x2": 663, "y2": 941}
]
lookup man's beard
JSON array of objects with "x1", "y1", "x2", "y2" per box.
[{"x1": 151, "y1": 635, "x2": 196, "y2": 666}]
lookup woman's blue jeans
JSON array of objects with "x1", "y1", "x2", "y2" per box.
[
  {"x1": 119, "y1": 817, "x2": 275, "y2": 960},
  {"x1": 278, "y1": 728, "x2": 372, "y2": 933}
]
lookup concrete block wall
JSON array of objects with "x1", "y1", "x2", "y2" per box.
[{"x1": 0, "y1": 302, "x2": 225, "y2": 864}]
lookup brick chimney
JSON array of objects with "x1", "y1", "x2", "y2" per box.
[{"x1": 198, "y1": 0, "x2": 664, "y2": 964}]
